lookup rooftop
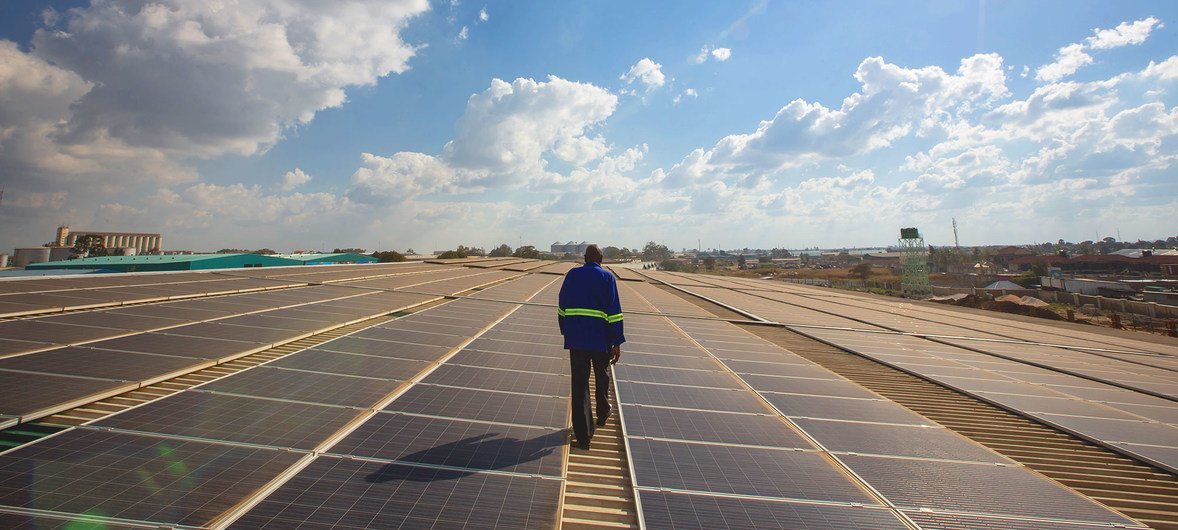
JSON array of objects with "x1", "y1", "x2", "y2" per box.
[{"x1": 0, "y1": 262, "x2": 1175, "y2": 529}]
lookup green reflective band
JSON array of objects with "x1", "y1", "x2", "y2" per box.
[{"x1": 558, "y1": 307, "x2": 623, "y2": 323}]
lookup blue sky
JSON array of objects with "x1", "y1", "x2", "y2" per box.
[{"x1": 1, "y1": 0, "x2": 1175, "y2": 253}]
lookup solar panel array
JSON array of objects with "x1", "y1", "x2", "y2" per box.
[
  {"x1": 0, "y1": 261, "x2": 1171, "y2": 528},
  {"x1": 0, "y1": 271, "x2": 565, "y2": 528},
  {"x1": 615, "y1": 281, "x2": 1141, "y2": 528},
  {"x1": 644, "y1": 270, "x2": 1178, "y2": 476}
]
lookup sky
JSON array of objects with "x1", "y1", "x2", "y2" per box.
[{"x1": 1, "y1": 0, "x2": 1176, "y2": 254}]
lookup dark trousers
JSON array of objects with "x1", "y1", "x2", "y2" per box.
[{"x1": 570, "y1": 348, "x2": 612, "y2": 447}]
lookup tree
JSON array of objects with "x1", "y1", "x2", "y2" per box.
[
  {"x1": 71, "y1": 234, "x2": 107, "y2": 258},
  {"x1": 513, "y1": 245, "x2": 540, "y2": 259},
  {"x1": 456, "y1": 245, "x2": 485, "y2": 256},
  {"x1": 252, "y1": 248, "x2": 277, "y2": 255},
  {"x1": 703, "y1": 257, "x2": 716, "y2": 270},
  {"x1": 437, "y1": 249, "x2": 467, "y2": 259},
  {"x1": 640, "y1": 241, "x2": 672, "y2": 262},
  {"x1": 849, "y1": 262, "x2": 872, "y2": 280},
  {"x1": 333, "y1": 248, "x2": 366, "y2": 254},
  {"x1": 737, "y1": 255, "x2": 747, "y2": 268},
  {"x1": 488, "y1": 244, "x2": 513, "y2": 257},
  {"x1": 371, "y1": 250, "x2": 406, "y2": 262},
  {"x1": 602, "y1": 246, "x2": 622, "y2": 259}
]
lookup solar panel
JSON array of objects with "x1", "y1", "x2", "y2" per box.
[
  {"x1": 972, "y1": 392, "x2": 1138, "y2": 420},
  {"x1": 0, "y1": 510, "x2": 151, "y2": 529},
  {"x1": 269, "y1": 349, "x2": 431, "y2": 380},
  {"x1": 95, "y1": 391, "x2": 364, "y2": 450},
  {"x1": 228, "y1": 456, "x2": 560, "y2": 529},
  {"x1": 615, "y1": 381, "x2": 767, "y2": 413},
  {"x1": 40, "y1": 311, "x2": 188, "y2": 331},
  {"x1": 0, "y1": 338, "x2": 54, "y2": 357},
  {"x1": 352, "y1": 327, "x2": 470, "y2": 347},
  {"x1": 423, "y1": 364, "x2": 568, "y2": 397},
  {"x1": 1031, "y1": 413, "x2": 1178, "y2": 447},
  {"x1": 330, "y1": 412, "x2": 564, "y2": 477},
  {"x1": 448, "y1": 349, "x2": 568, "y2": 374},
  {"x1": 741, "y1": 375, "x2": 878, "y2": 399},
  {"x1": 0, "y1": 429, "x2": 303, "y2": 527},
  {"x1": 638, "y1": 491, "x2": 908, "y2": 530},
  {"x1": 314, "y1": 336, "x2": 454, "y2": 360},
  {"x1": 839, "y1": 454, "x2": 1138, "y2": 524},
  {"x1": 613, "y1": 364, "x2": 744, "y2": 389},
  {"x1": 103, "y1": 305, "x2": 226, "y2": 322},
  {"x1": 161, "y1": 322, "x2": 301, "y2": 344},
  {"x1": 477, "y1": 329, "x2": 563, "y2": 346},
  {"x1": 0, "y1": 320, "x2": 126, "y2": 345},
  {"x1": 629, "y1": 439, "x2": 877, "y2": 504},
  {"x1": 903, "y1": 510, "x2": 1148, "y2": 530},
  {"x1": 621, "y1": 405, "x2": 812, "y2": 448},
  {"x1": 90, "y1": 332, "x2": 264, "y2": 360},
  {"x1": 0, "y1": 371, "x2": 132, "y2": 418},
  {"x1": 0, "y1": 347, "x2": 203, "y2": 382},
  {"x1": 385, "y1": 384, "x2": 568, "y2": 428},
  {"x1": 792, "y1": 418, "x2": 1013, "y2": 464},
  {"x1": 763, "y1": 393, "x2": 934, "y2": 426},
  {"x1": 218, "y1": 314, "x2": 333, "y2": 332},
  {"x1": 198, "y1": 366, "x2": 401, "y2": 407},
  {"x1": 464, "y1": 337, "x2": 563, "y2": 357},
  {"x1": 623, "y1": 351, "x2": 723, "y2": 371}
]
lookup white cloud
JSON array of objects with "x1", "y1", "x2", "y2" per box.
[
  {"x1": 711, "y1": 47, "x2": 732, "y2": 61},
  {"x1": 1036, "y1": 17, "x2": 1162, "y2": 83},
  {"x1": 280, "y1": 168, "x2": 313, "y2": 191},
  {"x1": 29, "y1": 0, "x2": 429, "y2": 158},
  {"x1": 658, "y1": 53, "x2": 1009, "y2": 189},
  {"x1": 1086, "y1": 16, "x2": 1162, "y2": 49},
  {"x1": 1036, "y1": 43, "x2": 1093, "y2": 82},
  {"x1": 349, "y1": 75, "x2": 620, "y2": 204},
  {"x1": 479, "y1": 8, "x2": 489, "y2": 22},
  {"x1": 619, "y1": 58, "x2": 666, "y2": 93},
  {"x1": 693, "y1": 47, "x2": 711, "y2": 64},
  {"x1": 673, "y1": 88, "x2": 699, "y2": 105},
  {"x1": 458, "y1": 26, "x2": 470, "y2": 40}
]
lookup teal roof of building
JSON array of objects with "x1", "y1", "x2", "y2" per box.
[
  {"x1": 273, "y1": 253, "x2": 377, "y2": 263},
  {"x1": 26, "y1": 253, "x2": 296, "y2": 271}
]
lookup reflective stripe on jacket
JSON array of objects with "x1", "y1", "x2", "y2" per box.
[{"x1": 557, "y1": 262, "x2": 625, "y2": 353}]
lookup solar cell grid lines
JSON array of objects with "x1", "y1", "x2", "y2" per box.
[
  {"x1": 228, "y1": 456, "x2": 561, "y2": 530},
  {"x1": 616, "y1": 380, "x2": 768, "y2": 413},
  {"x1": 315, "y1": 336, "x2": 453, "y2": 360},
  {"x1": 0, "y1": 371, "x2": 133, "y2": 418},
  {"x1": 448, "y1": 349, "x2": 568, "y2": 374},
  {"x1": 329, "y1": 412, "x2": 565, "y2": 477},
  {"x1": 613, "y1": 364, "x2": 745, "y2": 389},
  {"x1": 629, "y1": 438, "x2": 878, "y2": 504},
  {"x1": 0, "y1": 346, "x2": 204, "y2": 382},
  {"x1": 424, "y1": 364, "x2": 568, "y2": 397},
  {"x1": 270, "y1": 349, "x2": 431, "y2": 380},
  {"x1": 198, "y1": 366, "x2": 403, "y2": 407},
  {"x1": 838, "y1": 454, "x2": 1138, "y2": 525},
  {"x1": 0, "y1": 429, "x2": 304, "y2": 527},
  {"x1": 94, "y1": 391, "x2": 364, "y2": 450},
  {"x1": 764, "y1": 393, "x2": 936, "y2": 426},
  {"x1": 385, "y1": 384, "x2": 568, "y2": 428},
  {"x1": 621, "y1": 405, "x2": 813, "y2": 448},
  {"x1": 792, "y1": 418, "x2": 1014, "y2": 464},
  {"x1": 638, "y1": 491, "x2": 909, "y2": 530}
]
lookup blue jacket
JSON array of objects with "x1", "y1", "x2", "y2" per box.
[{"x1": 558, "y1": 262, "x2": 625, "y2": 353}]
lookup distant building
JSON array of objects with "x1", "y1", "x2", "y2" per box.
[
  {"x1": 550, "y1": 240, "x2": 592, "y2": 255},
  {"x1": 25, "y1": 252, "x2": 375, "y2": 273},
  {"x1": 56, "y1": 225, "x2": 162, "y2": 255},
  {"x1": 990, "y1": 246, "x2": 1035, "y2": 270}
]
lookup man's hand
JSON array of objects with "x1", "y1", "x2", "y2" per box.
[{"x1": 610, "y1": 345, "x2": 621, "y2": 365}]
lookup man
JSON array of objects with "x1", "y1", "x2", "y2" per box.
[{"x1": 558, "y1": 244, "x2": 624, "y2": 450}]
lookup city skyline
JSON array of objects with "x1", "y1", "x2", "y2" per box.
[{"x1": 1, "y1": 1, "x2": 1176, "y2": 254}]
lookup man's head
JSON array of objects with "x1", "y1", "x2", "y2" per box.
[{"x1": 584, "y1": 244, "x2": 603, "y2": 263}]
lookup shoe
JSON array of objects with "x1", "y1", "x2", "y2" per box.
[
  {"x1": 578, "y1": 441, "x2": 591, "y2": 450},
  {"x1": 596, "y1": 411, "x2": 610, "y2": 427}
]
